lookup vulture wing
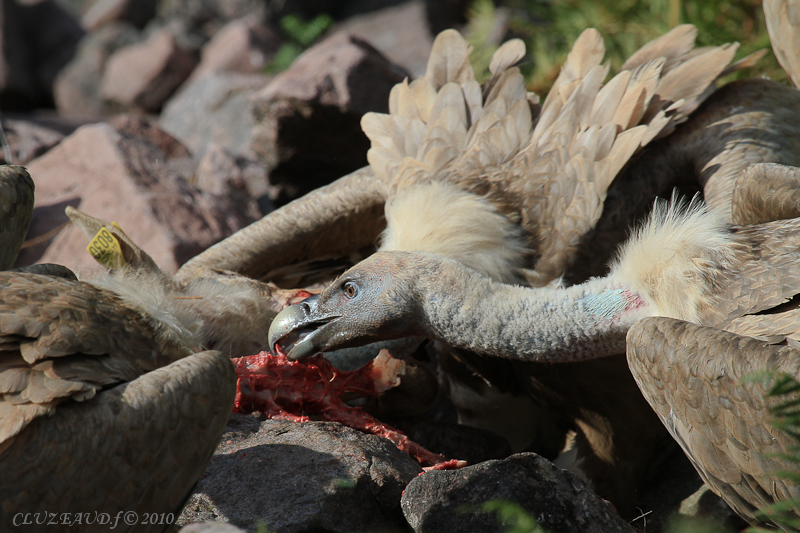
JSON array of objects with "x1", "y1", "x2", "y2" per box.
[
  {"x1": 627, "y1": 317, "x2": 800, "y2": 526},
  {"x1": 765, "y1": 0, "x2": 800, "y2": 88},
  {"x1": 0, "y1": 271, "x2": 194, "y2": 445},
  {"x1": 732, "y1": 163, "x2": 800, "y2": 226},
  {"x1": 362, "y1": 27, "x2": 741, "y2": 285},
  {"x1": 2, "y1": 350, "x2": 235, "y2": 525},
  {"x1": 703, "y1": 216, "x2": 800, "y2": 341}
]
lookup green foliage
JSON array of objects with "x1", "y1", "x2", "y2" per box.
[
  {"x1": 665, "y1": 515, "x2": 737, "y2": 533},
  {"x1": 482, "y1": 500, "x2": 547, "y2": 532},
  {"x1": 334, "y1": 478, "x2": 356, "y2": 488},
  {"x1": 459, "y1": 499, "x2": 547, "y2": 532},
  {"x1": 464, "y1": 0, "x2": 786, "y2": 95},
  {"x1": 265, "y1": 14, "x2": 334, "y2": 74},
  {"x1": 465, "y1": 0, "x2": 500, "y2": 81},
  {"x1": 255, "y1": 520, "x2": 274, "y2": 533}
]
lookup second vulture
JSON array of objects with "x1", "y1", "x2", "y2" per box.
[{"x1": 181, "y1": 7, "x2": 800, "y2": 520}]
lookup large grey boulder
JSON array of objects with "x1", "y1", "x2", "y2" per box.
[
  {"x1": 401, "y1": 453, "x2": 636, "y2": 533},
  {"x1": 178, "y1": 416, "x2": 421, "y2": 532}
]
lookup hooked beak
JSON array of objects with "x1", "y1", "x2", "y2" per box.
[{"x1": 268, "y1": 295, "x2": 337, "y2": 361}]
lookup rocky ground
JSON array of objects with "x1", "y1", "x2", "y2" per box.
[{"x1": 2, "y1": 0, "x2": 753, "y2": 531}]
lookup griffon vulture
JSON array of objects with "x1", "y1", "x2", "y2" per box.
[
  {"x1": 270, "y1": 3, "x2": 800, "y2": 527},
  {"x1": 172, "y1": 20, "x2": 800, "y2": 515},
  {"x1": 625, "y1": 1, "x2": 800, "y2": 527}
]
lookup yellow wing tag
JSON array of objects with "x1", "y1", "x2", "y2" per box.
[{"x1": 87, "y1": 223, "x2": 127, "y2": 269}]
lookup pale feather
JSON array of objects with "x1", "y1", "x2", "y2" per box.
[
  {"x1": 379, "y1": 182, "x2": 527, "y2": 283},
  {"x1": 365, "y1": 26, "x2": 741, "y2": 287},
  {"x1": 764, "y1": 0, "x2": 800, "y2": 88},
  {"x1": 611, "y1": 199, "x2": 736, "y2": 323}
]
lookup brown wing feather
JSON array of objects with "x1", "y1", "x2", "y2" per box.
[
  {"x1": 1, "y1": 350, "x2": 235, "y2": 527},
  {"x1": 0, "y1": 272, "x2": 190, "y2": 443},
  {"x1": 627, "y1": 317, "x2": 800, "y2": 525},
  {"x1": 732, "y1": 163, "x2": 800, "y2": 225},
  {"x1": 567, "y1": 79, "x2": 800, "y2": 284},
  {"x1": 499, "y1": 27, "x2": 738, "y2": 284},
  {"x1": 764, "y1": 0, "x2": 800, "y2": 88},
  {"x1": 701, "y1": 217, "x2": 800, "y2": 333}
]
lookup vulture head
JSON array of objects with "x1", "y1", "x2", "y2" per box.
[{"x1": 271, "y1": 252, "x2": 428, "y2": 359}]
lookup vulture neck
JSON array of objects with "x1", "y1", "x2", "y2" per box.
[{"x1": 413, "y1": 263, "x2": 653, "y2": 362}]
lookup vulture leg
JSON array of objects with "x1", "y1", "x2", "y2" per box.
[
  {"x1": 627, "y1": 317, "x2": 800, "y2": 528},
  {"x1": 175, "y1": 166, "x2": 386, "y2": 285},
  {"x1": 1, "y1": 350, "x2": 236, "y2": 531}
]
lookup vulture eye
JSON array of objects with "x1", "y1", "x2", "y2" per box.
[{"x1": 342, "y1": 281, "x2": 359, "y2": 299}]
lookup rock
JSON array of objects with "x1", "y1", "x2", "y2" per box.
[
  {"x1": 21, "y1": 0, "x2": 85, "y2": 94},
  {"x1": 81, "y1": 0, "x2": 159, "y2": 30},
  {"x1": 178, "y1": 416, "x2": 420, "y2": 532},
  {"x1": 423, "y1": 0, "x2": 470, "y2": 35},
  {"x1": 179, "y1": 523, "x2": 247, "y2": 533},
  {"x1": 401, "y1": 453, "x2": 636, "y2": 533},
  {"x1": 53, "y1": 22, "x2": 142, "y2": 118},
  {"x1": 184, "y1": 15, "x2": 282, "y2": 88},
  {"x1": 17, "y1": 122, "x2": 257, "y2": 275},
  {"x1": 0, "y1": 117, "x2": 65, "y2": 164},
  {"x1": 1, "y1": 0, "x2": 84, "y2": 110},
  {"x1": 250, "y1": 32, "x2": 407, "y2": 195},
  {"x1": 160, "y1": 72, "x2": 271, "y2": 157},
  {"x1": 100, "y1": 26, "x2": 198, "y2": 112},
  {"x1": 157, "y1": 0, "x2": 268, "y2": 41},
  {"x1": 107, "y1": 113, "x2": 191, "y2": 159},
  {"x1": 0, "y1": 0, "x2": 41, "y2": 109},
  {"x1": 330, "y1": 0, "x2": 434, "y2": 78},
  {"x1": 196, "y1": 144, "x2": 271, "y2": 219}
]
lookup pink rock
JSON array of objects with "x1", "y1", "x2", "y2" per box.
[
  {"x1": 160, "y1": 72, "x2": 271, "y2": 157},
  {"x1": 107, "y1": 113, "x2": 191, "y2": 159},
  {"x1": 100, "y1": 27, "x2": 198, "y2": 112},
  {"x1": 1, "y1": 0, "x2": 84, "y2": 109},
  {"x1": 184, "y1": 16, "x2": 281, "y2": 88},
  {"x1": 81, "y1": 0, "x2": 158, "y2": 31},
  {"x1": 0, "y1": 117, "x2": 65, "y2": 164},
  {"x1": 330, "y1": 0, "x2": 433, "y2": 78},
  {"x1": 250, "y1": 32, "x2": 407, "y2": 194},
  {"x1": 196, "y1": 143, "x2": 267, "y2": 219},
  {"x1": 53, "y1": 22, "x2": 142, "y2": 119},
  {"x1": 17, "y1": 122, "x2": 256, "y2": 275}
]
